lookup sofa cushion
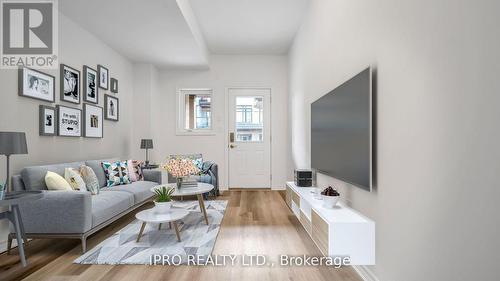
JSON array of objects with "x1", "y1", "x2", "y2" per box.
[
  {"x1": 103, "y1": 181, "x2": 157, "y2": 204},
  {"x1": 45, "y1": 171, "x2": 72, "y2": 191},
  {"x1": 80, "y1": 165, "x2": 100, "y2": 195},
  {"x1": 91, "y1": 191, "x2": 134, "y2": 227},
  {"x1": 85, "y1": 158, "x2": 119, "y2": 188},
  {"x1": 21, "y1": 161, "x2": 85, "y2": 190},
  {"x1": 127, "y1": 160, "x2": 144, "y2": 182},
  {"x1": 64, "y1": 168, "x2": 86, "y2": 191}
]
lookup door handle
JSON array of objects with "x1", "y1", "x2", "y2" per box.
[{"x1": 229, "y1": 144, "x2": 237, "y2": 149}]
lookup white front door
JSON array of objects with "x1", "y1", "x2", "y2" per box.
[{"x1": 228, "y1": 88, "x2": 271, "y2": 188}]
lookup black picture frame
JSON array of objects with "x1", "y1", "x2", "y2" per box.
[
  {"x1": 39, "y1": 105, "x2": 57, "y2": 136},
  {"x1": 83, "y1": 104, "x2": 104, "y2": 138},
  {"x1": 104, "y1": 94, "x2": 119, "y2": 121},
  {"x1": 60, "y1": 64, "x2": 81, "y2": 104},
  {"x1": 57, "y1": 105, "x2": 82, "y2": 137},
  {"x1": 18, "y1": 67, "x2": 55, "y2": 102},
  {"x1": 98, "y1": 65, "x2": 109, "y2": 90},
  {"x1": 110, "y1": 78, "x2": 118, "y2": 93},
  {"x1": 83, "y1": 65, "x2": 98, "y2": 104}
]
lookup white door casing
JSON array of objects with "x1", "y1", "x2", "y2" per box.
[{"x1": 227, "y1": 88, "x2": 271, "y2": 188}]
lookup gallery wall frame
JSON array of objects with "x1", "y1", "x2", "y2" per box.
[
  {"x1": 60, "y1": 64, "x2": 81, "y2": 104},
  {"x1": 98, "y1": 64, "x2": 109, "y2": 90},
  {"x1": 83, "y1": 104, "x2": 104, "y2": 138},
  {"x1": 110, "y1": 78, "x2": 118, "y2": 93},
  {"x1": 18, "y1": 67, "x2": 56, "y2": 103},
  {"x1": 104, "y1": 94, "x2": 119, "y2": 121},
  {"x1": 57, "y1": 105, "x2": 82, "y2": 137},
  {"x1": 39, "y1": 105, "x2": 57, "y2": 136},
  {"x1": 83, "y1": 65, "x2": 99, "y2": 104}
]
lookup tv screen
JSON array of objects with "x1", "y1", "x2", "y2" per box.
[{"x1": 311, "y1": 67, "x2": 372, "y2": 191}]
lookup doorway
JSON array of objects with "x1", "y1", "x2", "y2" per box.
[{"x1": 227, "y1": 88, "x2": 271, "y2": 188}]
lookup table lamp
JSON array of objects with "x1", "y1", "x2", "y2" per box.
[
  {"x1": 140, "y1": 139, "x2": 153, "y2": 167},
  {"x1": 0, "y1": 132, "x2": 28, "y2": 192}
]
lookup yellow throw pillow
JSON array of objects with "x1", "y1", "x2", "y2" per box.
[
  {"x1": 45, "y1": 171, "x2": 72, "y2": 191},
  {"x1": 65, "y1": 168, "x2": 87, "y2": 191}
]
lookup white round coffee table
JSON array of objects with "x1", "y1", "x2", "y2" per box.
[
  {"x1": 152, "y1": 182, "x2": 214, "y2": 224},
  {"x1": 135, "y1": 208, "x2": 189, "y2": 242}
]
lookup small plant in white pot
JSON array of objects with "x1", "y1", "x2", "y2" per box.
[
  {"x1": 153, "y1": 186, "x2": 175, "y2": 213},
  {"x1": 321, "y1": 186, "x2": 340, "y2": 208}
]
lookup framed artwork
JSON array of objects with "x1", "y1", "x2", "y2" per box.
[
  {"x1": 60, "y1": 64, "x2": 80, "y2": 104},
  {"x1": 83, "y1": 104, "x2": 103, "y2": 138},
  {"x1": 57, "y1": 105, "x2": 82, "y2": 137},
  {"x1": 18, "y1": 67, "x2": 55, "y2": 102},
  {"x1": 98, "y1": 65, "x2": 109, "y2": 90},
  {"x1": 104, "y1": 94, "x2": 119, "y2": 121},
  {"x1": 83, "y1": 65, "x2": 98, "y2": 104},
  {"x1": 110, "y1": 78, "x2": 118, "y2": 93},
  {"x1": 39, "y1": 105, "x2": 57, "y2": 136}
]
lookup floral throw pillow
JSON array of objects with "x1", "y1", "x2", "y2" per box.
[
  {"x1": 64, "y1": 168, "x2": 86, "y2": 191},
  {"x1": 127, "y1": 160, "x2": 144, "y2": 182}
]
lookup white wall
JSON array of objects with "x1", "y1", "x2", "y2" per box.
[
  {"x1": 0, "y1": 13, "x2": 134, "y2": 251},
  {"x1": 150, "y1": 55, "x2": 289, "y2": 189},
  {"x1": 130, "y1": 64, "x2": 158, "y2": 160},
  {"x1": 289, "y1": 1, "x2": 500, "y2": 281}
]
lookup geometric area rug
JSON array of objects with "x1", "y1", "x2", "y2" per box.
[{"x1": 74, "y1": 200, "x2": 228, "y2": 265}]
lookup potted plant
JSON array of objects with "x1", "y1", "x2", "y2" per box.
[
  {"x1": 161, "y1": 157, "x2": 200, "y2": 188},
  {"x1": 321, "y1": 186, "x2": 340, "y2": 208},
  {"x1": 153, "y1": 186, "x2": 175, "y2": 213}
]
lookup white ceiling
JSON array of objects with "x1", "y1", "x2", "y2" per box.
[
  {"x1": 60, "y1": 0, "x2": 309, "y2": 69},
  {"x1": 60, "y1": 0, "x2": 209, "y2": 69},
  {"x1": 189, "y1": 0, "x2": 309, "y2": 54}
]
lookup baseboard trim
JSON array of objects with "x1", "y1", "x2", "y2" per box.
[{"x1": 353, "y1": 265, "x2": 379, "y2": 281}]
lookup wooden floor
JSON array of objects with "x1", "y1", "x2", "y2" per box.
[{"x1": 0, "y1": 190, "x2": 362, "y2": 281}]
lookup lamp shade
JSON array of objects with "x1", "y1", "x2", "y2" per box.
[
  {"x1": 0, "y1": 132, "x2": 28, "y2": 155},
  {"x1": 140, "y1": 139, "x2": 153, "y2": 149}
]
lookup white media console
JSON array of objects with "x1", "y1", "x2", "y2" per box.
[{"x1": 285, "y1": 182, "x2": 375, "y2": 265}]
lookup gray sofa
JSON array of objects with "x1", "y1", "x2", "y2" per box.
[{"x1": 8, "y1": 158, "x2": 162, "y2": 253}]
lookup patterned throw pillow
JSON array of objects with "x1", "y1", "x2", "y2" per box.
[
  {"x1": 64, "y1": 168, "x2": 87, "y2": 191},
  {"x1": 192, "y1": 156, "x2": 203, "y2": 171},
  {"x1": 102, "y1": 161, "x2": 122, "y2": 187},
  {"x1": 127, "y1": 160, "x2": 144, "y2": 182},
  {"x1": 102, "y1": 161, "x2": 130, "y2": 187},
  {"x1": 119, "y1": 161, "x2": 131, "y2": 184},
  {"x1": 80, "y1": 165, "x2": 99, "y2": 195}
]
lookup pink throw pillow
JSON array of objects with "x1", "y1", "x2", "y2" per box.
[{"x1": 127, "y1": 160, "x2": 144, "y2": 182}]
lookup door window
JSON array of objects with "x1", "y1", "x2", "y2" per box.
[{"x1": 235, "y1": 96, "x2": 263, "y2": 142}]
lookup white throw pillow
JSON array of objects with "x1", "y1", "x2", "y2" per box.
[
  {"x1": 45, "y1": 171, "x2": 72, "y2": 191},
  {"x1": 64, "y1": 168, "x2": 87, "y2": 191}
]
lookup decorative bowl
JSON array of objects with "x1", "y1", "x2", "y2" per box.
[{"x1": 321, "y1": 195, "x2": 340, "y2": 208}]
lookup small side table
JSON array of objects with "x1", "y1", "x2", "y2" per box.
[
  {"x1": 135, "y1": 208, "x2": 189, "y2": 242},
  {"x1": 0, "y1": 191, "x2": 43, "y2": 267}
]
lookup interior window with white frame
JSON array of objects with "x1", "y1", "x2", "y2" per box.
[{"x1": 177, "y1": 88, "x2": 213, "y2": 134}]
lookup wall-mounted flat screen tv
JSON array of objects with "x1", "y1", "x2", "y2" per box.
[{"x1": 311, "y1": 67, "x2": 372, "y2": 191}]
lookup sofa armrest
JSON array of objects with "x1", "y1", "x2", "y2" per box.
[
  {"x1": 143, "y1": 170, "x2": 162, "y2": 184},
  {"x1": 14, "y1": 191, "x2": 92, "y2": 234}
]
